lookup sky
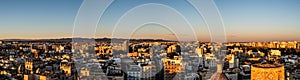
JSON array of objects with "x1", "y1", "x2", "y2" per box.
[{"x1": 0, "y1": 0, "x2": 300, "y2": 42}]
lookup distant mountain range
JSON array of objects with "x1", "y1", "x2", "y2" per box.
[{"x1": 1, "y1": 38, "x2": 173, "y2": 43}]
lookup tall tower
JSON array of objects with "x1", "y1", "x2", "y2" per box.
[
  {"x1": 210, "y1": 50, "x2": 227, "y2": 80},
  {"x1": 123, "y1": 40, "x2": 129, "y2": 52}
]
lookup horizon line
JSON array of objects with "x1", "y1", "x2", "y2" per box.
[{"x1": 1, "y1": 37, "x2": 299, "y2": 43}]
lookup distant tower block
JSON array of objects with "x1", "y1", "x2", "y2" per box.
[
  {"x1": 251, "y1": 64, "x2": 284, "y2": 80},
  {"x1": 123, "y1": 40, "x2": 129, "y2": 52}
]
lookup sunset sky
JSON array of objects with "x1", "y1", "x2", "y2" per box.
[{"x1": 1, "y1": 0, "x2": 300, "y2": 42}]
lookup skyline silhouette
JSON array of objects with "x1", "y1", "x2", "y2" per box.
[{"x1": 1, "y1": 0, "x2": 300, "y2": 42}]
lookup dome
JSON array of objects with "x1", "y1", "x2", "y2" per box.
[{"x1": 210, "y1": 72, "x2": 228, "y2": 80}]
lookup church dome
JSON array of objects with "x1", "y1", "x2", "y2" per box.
[{"x1": 210, "y1": 72, "x2": 228, "y2": 80}]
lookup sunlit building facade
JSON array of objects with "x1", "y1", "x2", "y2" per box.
[{"x1": 251, "y1": 64, "x2": 285, "y2": 80}]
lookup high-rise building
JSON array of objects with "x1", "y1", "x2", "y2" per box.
[
  {"x1": 123, "y1": 40, "x2": 129, "y2": 52},
  {"x1": 162, "y1": 56, "x2": 184, "y2": 80},
  {"x1": 227, "y1": 54, "x2": 235, "y2": 68},
  {"x1": 234, "y1": 58, "x2": 239, "y2": 68},
  {"x1": 196, "y1": 47, "x2": 204, "y2": 57},
  {"x1": 141, "y1": 65, "x2": 156, "y2": 80},
  {"x1": 297, "y1": 42, "x2": 300, "y2": 49}
]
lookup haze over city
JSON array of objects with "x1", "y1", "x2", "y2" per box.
[
  {"x1": 1, "y1": 0, "x2": 300, "y2": 42},
  {"x1": 2, "y1": 0, "x2": 300, "y2": 80}
]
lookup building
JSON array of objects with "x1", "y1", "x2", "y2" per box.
[
  {"x1": 226, "y1": 73, "x2": 238, "y2": 80},
  {"x1": 127, "y1": 64, "x2": 141, "y2": 80},
  {"x1": 167, "y1": 45, "x2": 177, "y2": 53},
  {"x1": 167, "y1": 45, "x2": 181, "y2": 53},
  {"x1": 80, "y1": 67, "x2": 89, "y2": 77},
  {"x1": 251, "y1": 64, "x2": 284, "y2": 80},
  {"x1": 210, "y1": 64, "x2": 228, "y2": 80},
  {"x1": 297, "y1": 42, "x2": 300, "y2": 49},
  {"x1": 141, "y1": 65, "x2": 156, "y2": 80},
  {"x1": 270, "y1": 50, "x2": 281, "y2": 56},
  {"x1": 184, "y1": 73, "x2": 200, "y2": 80},
  {"x1": 80, "y1": 63, "x2": 107, "y2": 80},
  {"x1": 226, "y1": 54, "x2": 235, "y2": 68},
  {"x1": 98, "y1": 46, "x2": 112, "y2": 55},
  {"x1": 60, "y1": 60, "x2": 72, "y2": 77},
  {"x1": 162, "y1": 56, "x2": 185, "y2": 80},
  {"x1": 106, "y1": 65, "x2": 123, "y2": 80}
]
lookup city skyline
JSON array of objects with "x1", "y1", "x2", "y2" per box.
[{"x1": 1, "y1": 0, "x2": 300, "y2": 42}]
